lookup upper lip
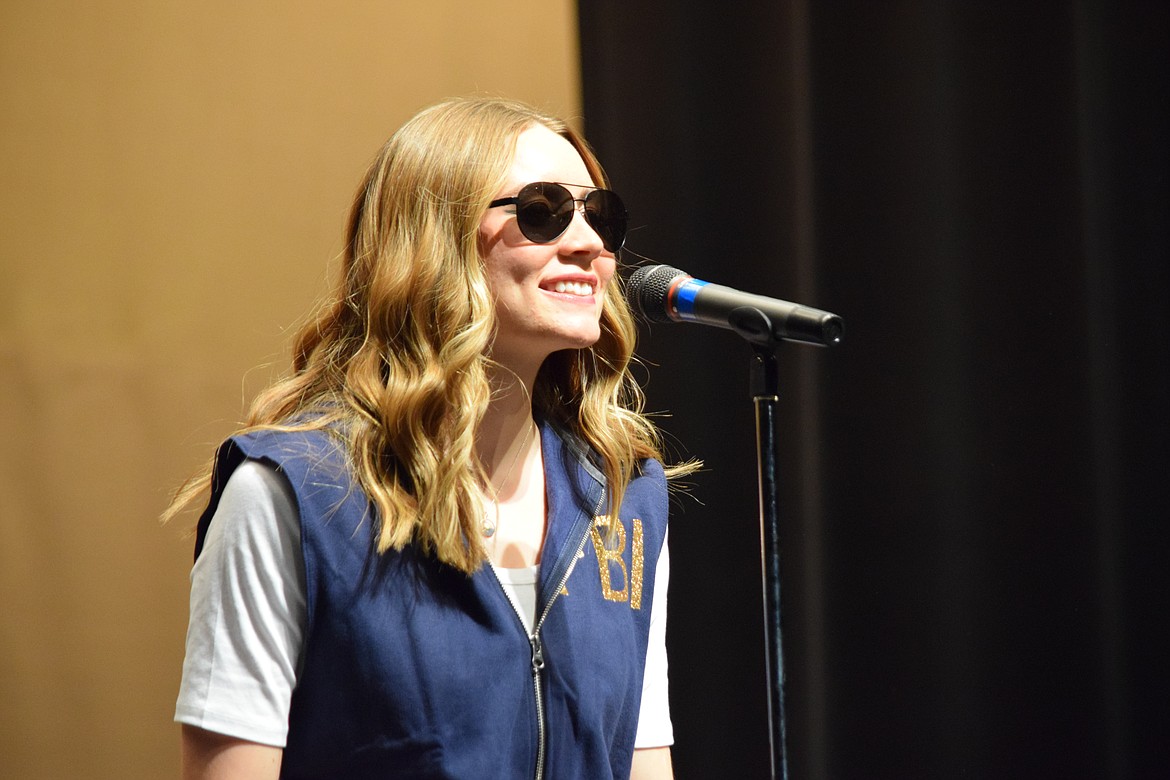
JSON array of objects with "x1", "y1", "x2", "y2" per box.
[{"x1": 540, "y1": 273, "x2": 601, "y2": 291}]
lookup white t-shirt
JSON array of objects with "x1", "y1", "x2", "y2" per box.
[{"x1": 175, "y1": 460, "x2": 674, "y2": 749}]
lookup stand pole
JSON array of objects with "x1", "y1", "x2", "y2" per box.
[
  {"x1": 724, "y1": 300, "x2": 840, "y2": 777},
  {"x1": 666, "y1": 296, "x2": 840, "y2": 778},
  {"x1": 751, "y1": 344, "x2": 789, "y2": 780}
]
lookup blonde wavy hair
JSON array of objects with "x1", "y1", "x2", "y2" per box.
[{"x1": 165, "y1": 96, "x2": 686, "y2": 573}]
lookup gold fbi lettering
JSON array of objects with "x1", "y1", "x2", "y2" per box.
[{"x1": 589, "y1": 516, "x2": 645, "y2": 610}]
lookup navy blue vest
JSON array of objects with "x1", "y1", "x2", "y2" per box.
[{"x1": 196, "y1": 422, "x2": 668, "y2": 779}]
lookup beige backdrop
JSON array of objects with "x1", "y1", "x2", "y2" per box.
[{"x1": 0, "y1": 3, "x2": 580, "y2": 777}]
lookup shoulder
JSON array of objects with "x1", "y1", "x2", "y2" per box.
[
  {"x1": 632, "y1": 456, "x2": 667, "y2": 501},
  {"x1": 229, "y1": 426, "x2": 346, "y2": 464},
  {"x1": 216, "y1": 427, "x2": 352, "y2": 487},
  {"x1": 197, "y1": 427, "x2": 354, "y2": 557},
  {"x1": 545, "y1": 420, "x2": 666, "y2": 486},
  {"x1": 636, "y1": 457, "x2": 666, "y2": 483}
]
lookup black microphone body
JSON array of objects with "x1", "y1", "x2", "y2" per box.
[{"x1": 626, "y1": 264, "x2": 844, "y2": 347}]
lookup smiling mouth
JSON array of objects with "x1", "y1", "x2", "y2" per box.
[{"x1": 549, "y1": 280, "x2": 595, "y2": 296}]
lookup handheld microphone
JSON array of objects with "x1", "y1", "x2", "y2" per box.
[{"x1": 626, "y1": 264, "x2": 844, "y2": 347}]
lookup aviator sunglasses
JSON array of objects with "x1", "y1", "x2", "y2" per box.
[{"x1": 488, "y1": 181, "x2": 627, "y2": 253}]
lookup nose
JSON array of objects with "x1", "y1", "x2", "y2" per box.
[{"x1": 559, "y1": 202, "x2": 605, "y2": 255}]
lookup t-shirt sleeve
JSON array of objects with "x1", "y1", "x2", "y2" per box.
[
  {"x1": 634, "y1": 529, "x2": 674, "y2": 748},
  {"x1": 174, "y1": 459, "x2": 306, "y2": 747}
]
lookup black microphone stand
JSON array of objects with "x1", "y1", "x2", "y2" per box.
[
  {"x1": 626, "y1": 262, "x2": 843, "y2": 779},
  {"x1": 728, "y1": 306, "x2": 792, "y2": 780}
]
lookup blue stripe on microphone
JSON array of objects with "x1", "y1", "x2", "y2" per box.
[{"x1": 673, "y1": 278, "x2": 708, "y2": 321}]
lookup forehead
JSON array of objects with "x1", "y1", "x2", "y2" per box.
[{"x1": 502, "y1": 125, "x2": 595, "y2": 191}]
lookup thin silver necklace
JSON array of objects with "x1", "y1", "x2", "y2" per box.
[{"x1": 481, "y1": 420, "x2": 535, "y2": 538}]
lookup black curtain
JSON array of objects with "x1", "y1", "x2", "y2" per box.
[{"x1": 579, "y1": 2, "x2": 1168, "y2": 778}]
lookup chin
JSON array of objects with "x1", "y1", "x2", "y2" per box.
[{"x1": 561, "y1": 326, "x2": 603, "y2": 350}]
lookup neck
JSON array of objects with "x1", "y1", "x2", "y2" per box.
[
  {"x1": 477, "y1": 363, "x2": 538, "y2": 479},
  {"x1": 477, "y1": 362, "x2": 548, "y2": 565}
]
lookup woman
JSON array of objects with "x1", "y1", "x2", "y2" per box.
[{"x1": 170, "y1": 97, "x2": 692, "y2": 779}]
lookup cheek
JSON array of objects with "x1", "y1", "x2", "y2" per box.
[
  {"x1": 598, "y1": 256, "x2": 618, "y2": 289},
  {"x1": 478, "y1": 220, "x2": 524, "y2": 283},
  {"x1": 481, "y1": 250, "x2": 536, "y2": 307}
]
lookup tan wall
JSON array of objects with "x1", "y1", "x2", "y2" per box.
[{"x1": 0, "y1": 3, "x2": 580, "y2": 777}]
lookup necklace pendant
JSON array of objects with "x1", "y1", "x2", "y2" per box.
[{"x1": 482, "y1": 519, "x2": 496, "y2": 538}]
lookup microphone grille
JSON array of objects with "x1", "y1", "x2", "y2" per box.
[{"x1": 626, "y1": 264, "x2": 685, "y2": 324}]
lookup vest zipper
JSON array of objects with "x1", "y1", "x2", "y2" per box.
[
  {"x1": 529, "y1": 490, "x2": 603, "y2": 780},
  {"x1": 492, "y1": 491, "x2": 601, "y2": 780},
  {"x1": 489, "y1": 571, "x2": 544, "y2": 779},
  {"x1": 528, "y1": 632, "x2": 548, "y2": 780},
  {"x1": 491, "y1": 502, "x2": 599, "y2": 776},
  {"x1": 530, "y1": 529, "x2": 591, "y2": 780}
]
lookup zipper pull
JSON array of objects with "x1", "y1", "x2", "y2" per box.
[{"x1": 529, "y1": 634, "x2": 545, "y2": 672}]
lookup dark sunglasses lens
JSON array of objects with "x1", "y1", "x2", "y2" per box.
[
  {"x1": 584, "y1": 189, "x2": 627, "y2": 252},
  {"x1": 515, "y1": 182, "x2": 573, "y2": 243}
]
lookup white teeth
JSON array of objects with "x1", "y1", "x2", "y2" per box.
[{"x1": 553, "y1": 281, "x2": 594, "y2": 296}]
